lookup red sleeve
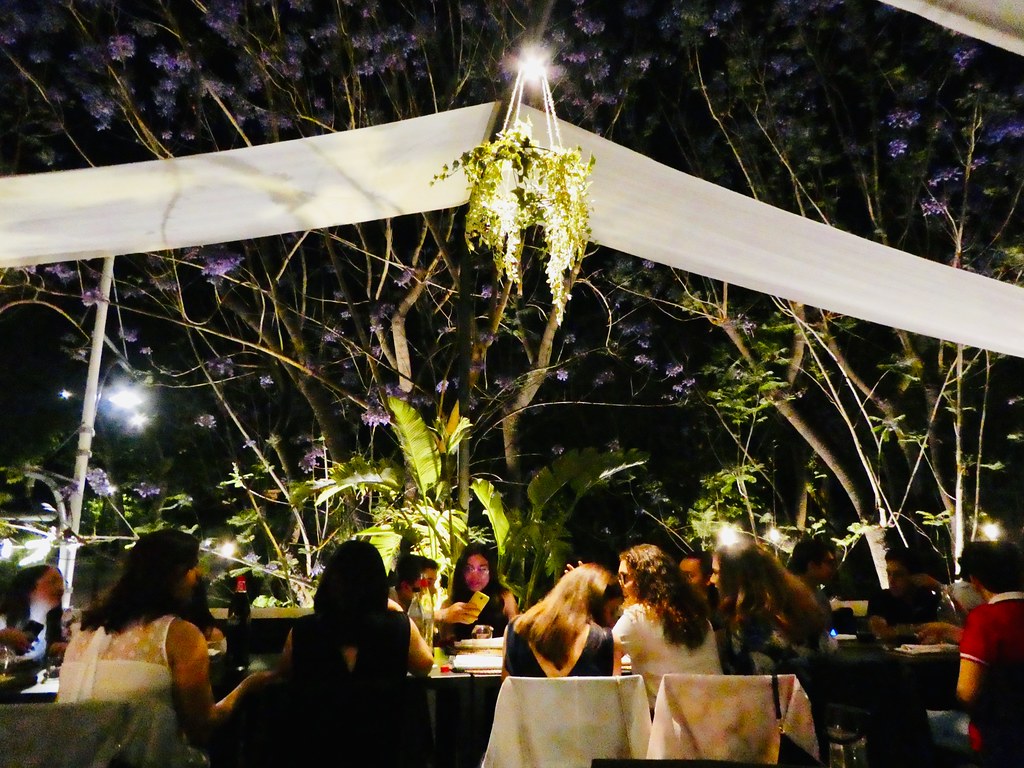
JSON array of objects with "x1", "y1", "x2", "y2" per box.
[{"x1": 959, "y1": 605, "x2": 991, "y2": 665}]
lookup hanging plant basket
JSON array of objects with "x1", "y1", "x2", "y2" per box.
[{"x1": 438, "y1": 70, "x2": 594, "y2": 325}]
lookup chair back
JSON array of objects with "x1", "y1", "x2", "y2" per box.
[
  {"x1": 482, "y1": 675, "x2": 651, "y2": 768},
  {"x1": 0, "y1": 699, "x2": 208, "y2": 768},
  {"x1": 647, "y1": 673, "x2": 818, "y2": 763}
]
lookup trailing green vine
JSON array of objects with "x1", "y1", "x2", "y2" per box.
[{"x1": 439, "y1": 119, "x2": 594, "y2": 324}]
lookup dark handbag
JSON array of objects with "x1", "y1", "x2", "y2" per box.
[{"x1": 772, "y1": 673, "x2": 823, "y2": 766}]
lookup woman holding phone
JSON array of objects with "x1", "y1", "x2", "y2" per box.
[{"x1": 438, "y1": 543, "x2": 518, "y2": 642}]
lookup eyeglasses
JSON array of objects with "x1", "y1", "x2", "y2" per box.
[{"x1": 464, "y1": 566, "x2": 490, "y2": 575}]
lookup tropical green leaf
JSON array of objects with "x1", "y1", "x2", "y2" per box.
[
  {"x1": 388, "y1": 396, "x2": 441, "y2": 496},
  {"x1": 472, "y1": 478, "x2": 509, "y2": 556}
]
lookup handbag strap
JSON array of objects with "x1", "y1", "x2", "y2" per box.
[{"x1": 771, "y1": 673, "x2": 784, "y2": 735}]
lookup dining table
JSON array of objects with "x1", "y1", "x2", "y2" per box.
[{"x1": 804, "y1": 635, "x2": 962, "y2": 768}]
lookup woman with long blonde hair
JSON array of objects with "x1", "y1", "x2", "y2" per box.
[
  {"x1": 502, "y1": 563, "x2": 622, "y2": 678},
  {"x1": 713, "y1": 542, "x2": 825, "y2": 674},
  {"x1": 614, "y1": 544, "x2": 721, "y2": 708}
]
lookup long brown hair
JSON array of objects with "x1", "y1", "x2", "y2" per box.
[
  {"x1": 621, "y1": 544, "x2": 709, "y2": 648},
  {"x1": 715, "y1": 543, "x2": 824, "y2": 642},
  {"x1": 513, "y1": 563, "x2": 615, "y2": 669}
]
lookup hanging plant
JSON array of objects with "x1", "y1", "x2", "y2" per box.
[{"x1": 439, "y1": 118, "x2": 594, "y2": 325}]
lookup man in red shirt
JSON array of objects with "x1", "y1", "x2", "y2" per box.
[{"x1": 957, "y1": 540, "x2": 1024, "y2": 767}]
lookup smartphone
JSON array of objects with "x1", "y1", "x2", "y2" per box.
[
  {"x1": 23, "y1": 620, "x2": 45, "y2": 641},
  {"x1": 467, "y1": 591, "x2": 490, "y2": 616}
]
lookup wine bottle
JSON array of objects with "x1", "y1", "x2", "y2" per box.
[{"x1": 225, "y1": 574, "x2": 251, "y2": 673}]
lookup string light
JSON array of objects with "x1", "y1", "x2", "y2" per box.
[
  {"x1": 981, "y1": 522, "x2": 1002, "y2": 541},
  {"x1": 717, "y1": 525, "x2": 740, "y2": 547}
]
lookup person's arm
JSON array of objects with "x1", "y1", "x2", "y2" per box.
[
  {"x1": 957, "y1": 657, "x2": 987, "y2": 712},
  {"x1": 611, "y1": 635, "x2": 623, "y2": 676},
  {"x1": 0, "y1": 627, "x2": 30, "y2": 654},
  {"x1": 407, "y1": 617, "x2": 433, "y2": 676},
  {"x1": 868, "y1": 614, "x2": 919, "y2": 642},
  {"x1": 166, "y1": 617, "x2": 220, "y2": 746},
  {"x1": 916, "y1": 621, "x2": 963, "y2": 645}
]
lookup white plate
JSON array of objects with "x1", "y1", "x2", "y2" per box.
[{"x1": 454, "y1": 638, "x2": 504, "y2": 650}]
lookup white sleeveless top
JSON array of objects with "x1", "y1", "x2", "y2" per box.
[{"x1": 59, "y1": 614, "x2": 175, "y2": 706}]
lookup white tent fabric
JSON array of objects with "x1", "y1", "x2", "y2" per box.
[
  {"x1": 2, "y1": 101, "x2": 1024, "y2": 358},
  {"x1": 882, "y1": 0, "x2": 1024, "y2": 57},
  {"x1": 538, "y1": 107, "x2": 1024, "y2": 359},
  {"x1": 0, "y1": 103, "x2": 499, "y2": 269}
]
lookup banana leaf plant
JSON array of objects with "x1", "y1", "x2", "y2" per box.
[{"x1": 472, "y1": 447, "x2": 648, "y2": 607}]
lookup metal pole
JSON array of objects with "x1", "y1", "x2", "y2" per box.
[{"x1": 59, "y1": 254, "x2": 115, "y2": 607}]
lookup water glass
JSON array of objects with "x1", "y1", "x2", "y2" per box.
[
  {"x1": 826, "y1": 703, "x2": 869, "y2": 768},
  {"x1": 472, "y1": 624, "x2": 493, "y2": 640},
  {"x1": 0, "y1": 645, "x2": 15, "y2": 677}
]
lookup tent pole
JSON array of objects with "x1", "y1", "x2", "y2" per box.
[{"x1": 59, "y1": 254, "x2": 115, "y2": 607}]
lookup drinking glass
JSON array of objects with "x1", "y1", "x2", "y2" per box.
[
  {"x1": 0, "y1": 645, "x2": 15, "y2": 677},
  {"x1": 825, "y1": 703, "x2": 869, "y2": 768},
  {"x1": 472, "y1": 624, "x2": 493, "y2": 640}
]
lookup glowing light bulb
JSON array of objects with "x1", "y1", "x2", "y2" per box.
[
  {"x1": 108, "y1": 387, "x2": 145, "y2": 410},
  {"x1": 519, "y1": 51, "x2": 547, "y2": 83},
  {"x1": 219, "y1": 541, "x2": 237, "y2": 558},
  {"x1": 981, "y1": 522, "x2": 1002, "y2": 541},
  {"x1": 717, "y1": 526, "x2": 740, "y2": 547},
  {"x1": 767, "y1": 528, "x2": 783, "y2": 545}
]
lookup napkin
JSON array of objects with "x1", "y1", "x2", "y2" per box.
[{"x1": 892, "y1": 643, "x2": 959, "y2": 655}]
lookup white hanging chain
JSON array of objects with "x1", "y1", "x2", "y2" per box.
[{"x1": 500, "y1": 65, "x2": 562, "y2": 149}]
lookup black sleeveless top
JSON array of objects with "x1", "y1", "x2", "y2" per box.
[
  {"x1": 504, "y1": 619, "x2": 614, "y2": 677},
  {"x1": 283, "y1": 612, "x2": 428, "y2": 767}
]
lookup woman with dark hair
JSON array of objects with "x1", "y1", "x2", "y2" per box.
[
  {"x1": 614, "y1": 544, "x2": 721, "y2": 709},
  {"x1": 59, "y1": 530, "x2": 266, "y2": 746},
  {"x1": 713, "y1": 542, "x2": 825, "y2": 675},
  {"x1": 268, "y1": 539, "x2": 433, "y2": 768},
  {"x1": 502, "y1": 563, "x2": 622, "y2": 678},
  {"x1": 439, "y1": 542, "x2": 518, "y2": 641},
  {"x1": 0, "y1": 564, "x2": 65, "y2": 661},
  {"x1": 279, "y1": 538, "x2": 433, "y2": 679}
]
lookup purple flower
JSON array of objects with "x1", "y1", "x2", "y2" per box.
[
  {"x1": 665, "y1": 363, "x2": 686, "y2": 377},
  {"x1": 82, "y1": 288, "x2": 105, "y2": 307},
  {"x1": 920, "y1": 199, "x2": 948, "y2": 218},
  {"x1": 885, "y1": 109, "x2": 921, "y2": 130},
  {"x1": 43, "y1": 263, "x2": 76, "y2": 284},
  {"x1": 107, "y1": 34, "x2": 135, "y2": 61},
  {"x1": 362, "y1": 405, "x2": 391, "y2": 427},
  {"x1": 133, "y1": 482, "x2": 163, "y2": 499},
  {"x1": 119, "y1": 327, "x2": 139, "y2": 343},
  {"x1": 556, "y1": 369, "x2": 569, "y2": 381},
  {"x1": 206, "y1": 357, "x2": 234, "y2": 378},
  {"x1": 888, "y1": 139, "x2": 908, "y2": 159},
  {"x1": 299, "y1": 445, "x2": 326, "y2": 473},
  {"x1": 259, "y1": 375, "x2": 274, "y2": 389},
  {"x1": 201, "y1": 252, "x2": 243, "y2": 278},
  {"x1": 86, "y1": 468, "x2": 116, "y2": 497},
  {"x1": 195, "y1": 414, "x2": 217, "y2": 429},
  {"x1": 436, "y1": 379, "x2": 450, "y2": 394}
]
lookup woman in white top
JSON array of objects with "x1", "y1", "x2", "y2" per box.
[
  {"x1": 613, "y1": 544, "x2": 722, "y2": 709},
  {"x1": 61, "y1": 530, "x2": 268, "y2": 746}
]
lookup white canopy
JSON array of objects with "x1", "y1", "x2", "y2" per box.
[
  {"x1": 2, "y1": 100, "x2": 1024, "y2": 358},
  {"x1": 883, "y1": 0, "x2": 1024, "y2": 56}
]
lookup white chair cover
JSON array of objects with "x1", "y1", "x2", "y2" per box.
[
  {"x1": 0, "y1": 699, "x2": 208, "y2": 768},
  {"x1": 481, "y1": 675, "x2": 652, "y2": 768},
  {"x1": 647, "y1": 673, "x2": 819, "y2": 763}
]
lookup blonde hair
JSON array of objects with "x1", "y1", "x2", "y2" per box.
[{"x1": 513, "y1": 564, "x2": 616, "y2": 668}]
